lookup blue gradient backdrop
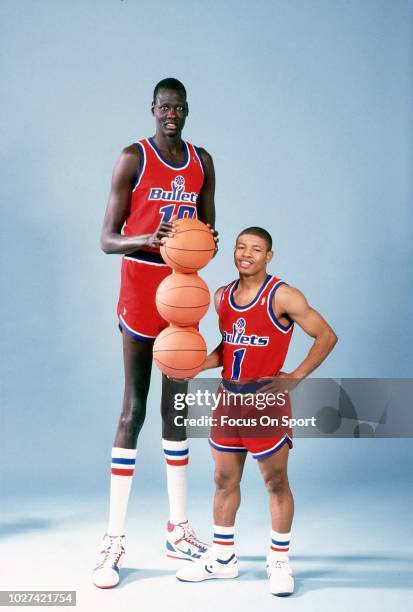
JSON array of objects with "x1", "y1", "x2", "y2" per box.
[{"x1": 1, "y1": 0, "x2": 412, "y2": 537}]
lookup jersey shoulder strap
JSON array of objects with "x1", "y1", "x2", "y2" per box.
[{"x1": 219, "y1": 280, "x2": 237, "y2": 308}]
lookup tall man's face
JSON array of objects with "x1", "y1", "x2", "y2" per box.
[
  {"x1": 234, "y1": 234, "x2": 273, "y2": 277},
  {"x1": 151, "y1": 88, "x2": 188, "y2": 138}
]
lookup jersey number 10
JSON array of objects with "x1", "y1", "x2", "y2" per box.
[{"x1": 160, "y1": 204, "x2": 197, "y2": 222}]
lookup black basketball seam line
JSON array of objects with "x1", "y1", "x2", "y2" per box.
[
  {"x1": 154, "y1": 343, "x2": 206, "y2": 349},
  {"x1": 154, "y1": 343, "x2": 206, "y2": 351},
  {"x1": 158, "y1": 285, "x2": 210, "y2": 293},
  {"x1": 161, "y1": 253, "x2": 210, "y2": 270},
  {"x1": 153, "y1": 349, "x2": 207, "y2": 353},
  {"x1": 164, "y1": 246, "x2": 215, "y2": 252},
  {"x1": 153, "y1": 330, "x2": 205, "y2": 344},
  {"x1": 154, "y1": 358, "x2": 206, "y2": 371},
  {"x1": 173, "y1": 228, "x2": 212, "y2": 234},
  {"x1": 154, "y1": 329, "x2": 200, "y2": 337},
  {"x1": 157, "y1": 302, "x2": 210, "y2": 309}
]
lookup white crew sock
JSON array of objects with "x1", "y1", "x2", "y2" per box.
[
  {"x1": 212, "y1": 524, "x2": 235, "y2": 560},
  {"x1": 269, "y1": 529, "x2": 291, "y2": 562}
]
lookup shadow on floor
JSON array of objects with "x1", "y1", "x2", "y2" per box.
[
  {"x1": 0, "y1": 518, "x2": 54, "y2": 538},
  {"x1": 118, "y1": 567, "x2": 175, "y2": 586},
  {"x1": 237, "y1": 553, "x2": 413, "y2": 595}
]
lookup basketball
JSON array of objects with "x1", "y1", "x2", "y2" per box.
[
  {"x1": 153, "y1": 325, "x2": 207, "y2": 379},
  {"x1": 160, "y1": 218, "x2": 215, "y2": 273},
  {"x1": 156, "y1": 272, "x2": 210, "y2": 326}
]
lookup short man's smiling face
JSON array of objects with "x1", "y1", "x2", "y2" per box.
[{"x1": 234, "y1": 233, "x2": 273, "y2": 276}]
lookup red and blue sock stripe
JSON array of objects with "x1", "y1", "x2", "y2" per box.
[
  {"x1": 270, "y1": 537, "x2": 290, "y2": 553},
  {"x1": 213, "y1": 531, "x2": 235, "y2": 546},
  {"x1": 163, "y1": 447, "x2": 189, "y2": 467},
  {"x1": 111, "y1": 456, "x2": 136, "y2": 477}
]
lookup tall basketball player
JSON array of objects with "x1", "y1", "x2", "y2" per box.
[
  {"x1": 93, "y1": 78, "x2": 216, "y2": 588},
  {"x1": 176, "y1": 227, "x2": 337, "y2": 596}
]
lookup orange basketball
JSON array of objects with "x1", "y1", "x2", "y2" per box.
[
  {"x1": 156, "y1": 273, "x2": 210, "y2": 326},
  {"x1": 153, "y1": 325, "x2": 207, "y2": 379},
  {"x1": 160, "y1": 218, "x2": 215, "y2": 273}
]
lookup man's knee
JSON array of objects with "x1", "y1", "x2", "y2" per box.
[
  {"x1": 120, "y1": 396, "x2": 146, "y2": 432},
  {"x1": 263, "y1": 468, "x2": 289, "y2": 495},
  {"x1": 214, "y1": 468, "x2": 241, "y2": 493}
]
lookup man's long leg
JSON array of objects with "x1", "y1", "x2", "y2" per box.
[
  {"x1": 108, "y1": 333, "x2": 153, "y2": 533},
  {"x1": 161, "y1": 375, "x2": 209, "y2": 559},
  {"x1": 93, "y1": 332, "x2": 152, "y2": 588}
]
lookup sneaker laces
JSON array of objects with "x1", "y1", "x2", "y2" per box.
[
  {"x1": 181, "y1": 522, "x2": 203, "y2": 547},
  {"x1": 267, "y1": 559, "x2": 290, "y2": 575},
  {"x1": 98, "y1": 535, "x2": 124, "y2": 568}
]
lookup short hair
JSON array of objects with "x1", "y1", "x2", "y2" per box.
[
  {"x1": 153, "y1": 78, "x2": 187, "y2": 103},
  {"x1": 237, "y1": 226, "x2": 273, "y2": 251}
]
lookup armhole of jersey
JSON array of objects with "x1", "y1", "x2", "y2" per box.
[
  {"x1": 132, "y1": 142, "x2": 146, "y2": 191},
  {"x1": 267, "y1": 281, "x2": 294, "y2": 333},
  {"x1": 217, "y1": 285, "x2": 226, "y2": 312},
  {"x1": 219, "y1": 281, "x2": 235, "y2": 310},
  {"x1": 193, "y1": 145, "x2": 206, "y2": 175}
]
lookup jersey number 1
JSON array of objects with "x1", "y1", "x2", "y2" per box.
[{"x1": 231, "y1": 348, "x2": 246, "y2": 380}]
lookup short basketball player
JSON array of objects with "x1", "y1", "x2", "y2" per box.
[
  {"x1": 93, "y1": 78, "x2": 216, "y2": 588},
  {"x1": 176, "y1": 227, "x2": 337, "y2": 596}
]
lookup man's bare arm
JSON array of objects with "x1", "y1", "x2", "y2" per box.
[
  {"x1": 196, "y1": 149, "x2": 215, "y2": 228},
  {"x1": 196, "y1": 148, "x2": 219, "y2": 253},
  {"x1": 275, "y1": 285, "x2": 338, "y2": 379},
  {"x1": 100, "y1": 146, "x2": 174, "y2": 254}
]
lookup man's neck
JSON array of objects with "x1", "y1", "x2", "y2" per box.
[
  {"x1": 238, "y1": 271, "x2": 269, "y2": 292},
  {"x1": 152, "y1": 132, "x2": 183, "y2": 152}
]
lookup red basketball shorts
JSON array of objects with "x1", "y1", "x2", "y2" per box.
[
  {"x1": 209, "y1": 385, "x2": 293, "y2": 460},
  {"x1": 117, "y1": 252, "x2": 171, "y2": 342}
]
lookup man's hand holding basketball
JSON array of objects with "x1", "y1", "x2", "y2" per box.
[
  {"x1": 206, "y1": 223, "x2": 219, "y2": 256},
  {"x1": 150, "y1": 219, "x2": 177, "y2": 247}
]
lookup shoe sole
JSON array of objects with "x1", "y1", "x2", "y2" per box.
[
  {"x1": 167, "y1": 553, "x2": 194, "y2": 561},
  {"x1": 93, "y1": 568, "x2": 121, "y2": 589},
  {"x1": 177, "y1": 570, "x2": 239, "y2": 583}
]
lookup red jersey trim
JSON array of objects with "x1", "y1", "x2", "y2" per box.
[
  {"x1": 145, "y1": 137, "x2": 190, "y2": 170},
  {"x1": 267, "y1": 280, "x2": 294, "y2": 334},
  {"x1": 192, "y1": 146, "x2": 205, "y2": 176},
  {"x1": 132, "y1": 142, "x2": 147, "y2": 192},
  {"x1": 228, "y1": 275, "x2": 273, "y2": 312}
]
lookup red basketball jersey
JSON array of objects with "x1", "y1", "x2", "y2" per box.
[
  {"x1": 123, "y1": 138, "x2": 205, "y2": 252},
  {"x1": 219, "y1": 275, "x2": 294, "y2": 380}
]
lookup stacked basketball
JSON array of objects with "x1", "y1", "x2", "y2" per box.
[{"x1": 153, "y1": 218, "x2": 215, "y2": 379}]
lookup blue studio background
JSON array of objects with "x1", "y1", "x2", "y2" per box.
[{"x1": 1, "y1": 1, "x2": 412, "y2": 609}]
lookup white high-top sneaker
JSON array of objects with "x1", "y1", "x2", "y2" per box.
[
  {"x1": 93, "y1": 534, "x2": 125, "y2": 589},
  {"x1": 166, "y1": 521, "x2": 209, "y2": 561}
]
